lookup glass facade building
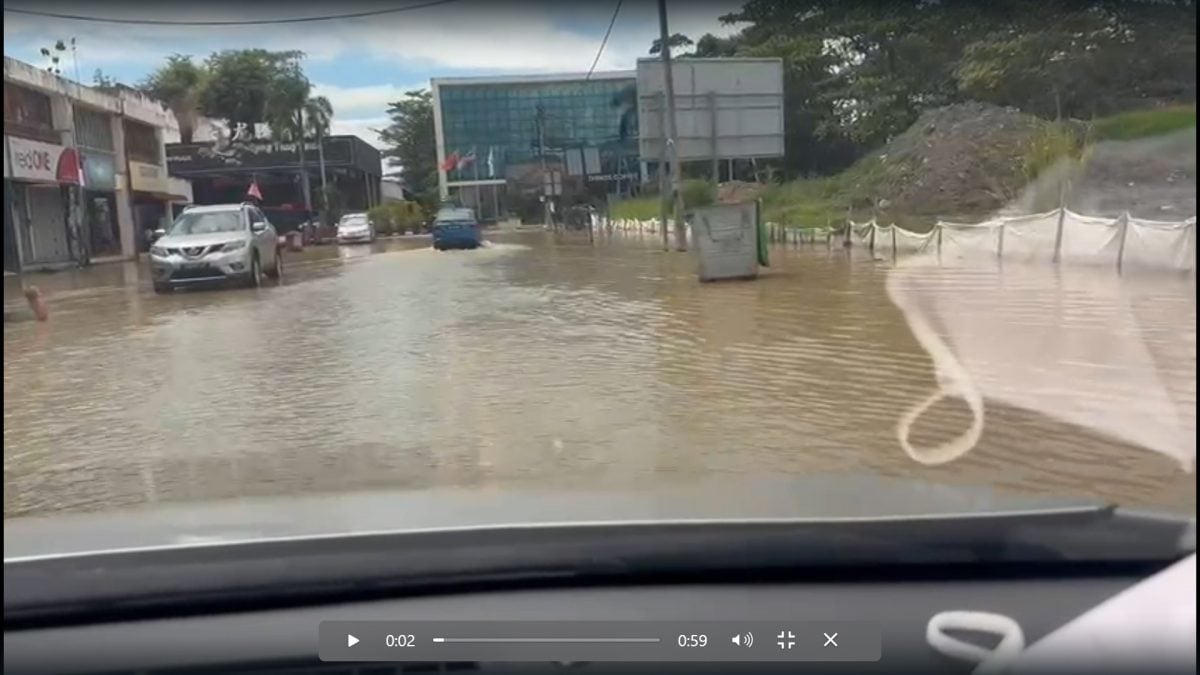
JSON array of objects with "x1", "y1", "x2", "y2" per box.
[{"x1": 433, "y1": 72, "x2": 642, "y2": 222}]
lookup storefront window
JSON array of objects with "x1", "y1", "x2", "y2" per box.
[{"x1": 124, "y1": 120, "x2": 160, "y2": 165}]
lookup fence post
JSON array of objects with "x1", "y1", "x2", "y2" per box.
[
  {"x1": 1052, "y1": 206, "x2": 1067, "y2": 263},
  {"x1": 1115, "y1": 212, "x2": 1130, "y2": 274},
  {"x1": 997, "y1": 222, "x2": 1006, "y2": 260},
  {"x1": 936, "y1": 223, "x2": 943, "y2": 262},
  {"x1": 891, "y1": 225, "x2": 897, "y2": 260},
  {"x1": 868, "y1": 222, "x2": 876, "y2": 254}
]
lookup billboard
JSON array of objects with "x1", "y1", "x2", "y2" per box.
[{"x1": 636, "y1": 58, "x2": 784, "y2": 162}]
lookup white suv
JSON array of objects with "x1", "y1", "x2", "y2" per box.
[{"x1": 149, "y1": 204, "x2": 282, "y2": 294}]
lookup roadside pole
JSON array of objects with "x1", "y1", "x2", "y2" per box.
[
  {"x1": 657, "y1": 0, "x2": 687, "y2": 252},
  {"x1": 657, "y1": 93, "x2": 669, "y2": 251},
  {"x1": 297, "y1": 108, "x2": 313, "y2": 216},
  {"x1": 316, "y1": 123, "x2": 329, "y2": 225},
  {"x1": 537, "y1": 105, "x2": 551, "y2": 229}
]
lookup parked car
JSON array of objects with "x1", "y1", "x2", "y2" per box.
[
  {"x1": 149, "y1": 203, "x2": 282, "y2": 294},
  {"x1": 336, "y1": 213, "x2": 375, "y2": 244}
]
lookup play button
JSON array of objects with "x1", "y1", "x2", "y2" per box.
[{"x1": 347, "y1": 634, "x2": 359, "y2": 648}]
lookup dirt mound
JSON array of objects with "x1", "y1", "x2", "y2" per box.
[
  {"x1": 872, "y1": 102, "x2": 1042, "y2": 218},
  {"x1": 871, "y1": 101, "x2": 1195, "y2": 220},
  {"x1": 1070, "y1": 127, "x2": 1196, "y2": 219}
]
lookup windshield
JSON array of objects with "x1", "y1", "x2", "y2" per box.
[
  {"x1": 167, "y1": 211, "x2": 243, "y2": 236},
  {"x1": 2, "y1": 0, "x2": 1195, "y2": 562}
]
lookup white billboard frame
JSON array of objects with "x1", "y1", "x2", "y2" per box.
[{"x1": 636, "y1": 57, "x2": 785, "y2": 163}]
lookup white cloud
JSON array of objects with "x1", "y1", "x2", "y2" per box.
[
  {"x1": 4, "y1": 0, "x2": 742, "y2": 75},
  {"x1": 3, "y1": 0, "x2": 746, "y2": 89},
  {"x1": 309, "y1": 0, "x2": 743, "y2": 74},
  {"x1": 311, "y1": 82, "x2": 425, "y2": 120},
  {"x1": 330, "y1": 116, "x2": 390, "y2": 149}
]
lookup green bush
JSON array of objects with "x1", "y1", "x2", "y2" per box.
[
  {"x1": 1022, "y1": 121, "x2": 1087, "y2": 181},
  {"x1": 680, "y1": 179, "x2": 715, "y2": 209},
  {"x1": 367, "y1": 205, "x2": 394, "y2": 235},
  {"x1": 367, "y1": 201, "x2": 425, "y2": 235}
]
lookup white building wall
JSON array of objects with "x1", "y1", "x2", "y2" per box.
[{"x1": 4, "y1": 56, "x2": 188, "y2": 262}]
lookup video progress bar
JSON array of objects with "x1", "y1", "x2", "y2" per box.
[{"x1": 432, "y1": 637, "x2": 661, "y2": 644}]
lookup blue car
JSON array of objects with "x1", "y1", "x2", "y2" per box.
[{"x1": 432, "y1": 207, "x2": 483, "y2": 251}]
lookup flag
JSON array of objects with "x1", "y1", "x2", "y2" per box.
[
  {"x1": 457, "y1": 149, "x2": 476, "y2": 171},
  {"x1": 486, "y1": 146, "x2": 495, "y2": 178},
  {"x1": 247, "y1": 181, "x2": 263, "y2": 200},
  {"x1": 440, "y1": 152, "x2": 459, "y2": 172}
]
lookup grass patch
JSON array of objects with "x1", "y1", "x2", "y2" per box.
[
  {"x1": 609, "y1": 180, "x2": 715, "y2": 221},
  {"x1": 1091, "y1": 105, "x2": 1196, "y2": 141},
  {"x1": 760, "y1": 156, "x2": 891, "y2": 227}
]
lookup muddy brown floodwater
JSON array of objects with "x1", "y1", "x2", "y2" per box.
[{"x1": 3, "y1": 230, "x2": 1195, "y2": 518}]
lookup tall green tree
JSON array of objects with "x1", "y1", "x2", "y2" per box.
[
  {"x1": 303, "y1": 95, "x2": 334, "y2": 139},
  {"x1": 140, "y1": 54, "x2": 207, "y2": 142},
  {"x1": 377, "y1": 90, "x2": 439, "y2": 212},
  {"x1": 712, "y1": 0, "x2": 1195, "y2": 177},
  {"x1": 199, "y1": 49, "x2": 305, "y2": 138}
]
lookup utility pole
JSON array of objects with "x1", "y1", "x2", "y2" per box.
[
  {"x1": 657, "y1": 0, "x2": 687, "y2": 252},
  {"x1": 297, "y1": 108, "x2": 312, "y2": 216},
  {"x1": 316, "y1": 122, "x2": 329, "y2": 225},
  {"x1": 537, "y1": 104, "x2": 551, "y2": 229}
]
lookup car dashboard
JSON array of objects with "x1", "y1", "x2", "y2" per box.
[{"x1": 3, "y1": 571, "x2": 1166, "y2": 674}]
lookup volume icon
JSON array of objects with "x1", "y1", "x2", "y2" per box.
[{"x1": 731, "y1": 632, "x2": 754, "y2": 648}]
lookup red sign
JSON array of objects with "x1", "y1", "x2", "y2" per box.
[
  {"x1": 56, "y1": 147, "x2": 82, "y2": 185},
  {"x1": 5, "y1": 136, "x2": 80, "y2": 184}
]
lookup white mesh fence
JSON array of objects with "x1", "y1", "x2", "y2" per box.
[
  {"x1": 598, "y1": 209, "x2": 1193, "y2": 272},
  {"x1": 829, "y1": 208, "x2": 1193, "y2": 272}
]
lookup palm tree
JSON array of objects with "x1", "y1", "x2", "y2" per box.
[
  {"x1": 302, "y1": 96, "x2": 335, "y2": 221},
  {"x1": 140, "y1": 54, "x2": 208, "y2": 143}
]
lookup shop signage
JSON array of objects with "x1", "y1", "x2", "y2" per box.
[
  {"x1": 5, "y1": 136, "x2": 82, "y2": 184},
  {"x1": 166, "y1": 138, "x2": 353, "y2": 174},
  {"x1": 82, "y1": 152, "x2": 117, "y2": 191},
  {"x1": 129, "y1": 160, "x2": 168, "y2": 193},
  {"x1": 586, "y1": 172, "x2": 640, "y2": 183}
]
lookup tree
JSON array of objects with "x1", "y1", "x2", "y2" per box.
[
  {"x1": 303, "y1": 95, "x2": 333, "y2": 139},
  {"x1": 649, "y1": 33, "x2": 694, "y2": 55},
  {"x1": 92, "y1": 69, "x2": 122, "y2": 94},
  {"x1": 140, "y1": 54, "x2": 207, "y2": 143},
  {"x1": 954, "y1": 1, "x2": 1197, "y2": 120},
  {"x1": 377, "y1": 90, "x2": 439, "y2": 213},
  {"x1": 199, "y1": 49, "x2": 304, "y2": 138},
  {"x1": 692, "y1": 33, "x2": 741, "y2": 57},
  {"x1": 264, "y1": 54, "x2": 312, "y2": 141}
]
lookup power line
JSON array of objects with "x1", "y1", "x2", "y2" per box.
[
  {"x1": 585, "y1": 0, "x2": 623, "y2": 81},
  {"x1": 3, "y1": 0, "x2": 463, "y2": 26}
]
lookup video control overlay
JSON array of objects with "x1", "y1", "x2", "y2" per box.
[{"x1": 319, "y1": 621, "x2": 881, "y2": 662}]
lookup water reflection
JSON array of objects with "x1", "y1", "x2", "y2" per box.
[{"x1": 3, "y1": 232, "x2": 1195, "y2": 518}]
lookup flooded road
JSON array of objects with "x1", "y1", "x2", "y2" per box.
[{"x1": 3, "y1": 231, "x2": 1195, "y2": 518}]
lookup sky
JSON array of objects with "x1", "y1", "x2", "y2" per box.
[{"x1": 3, "y1": 0, "x2": 745, "y2": 151}]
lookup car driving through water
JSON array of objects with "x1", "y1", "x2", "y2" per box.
[
  {"x1": 149, "y1": 203, "x2": 282, "y2": 293},
  {"x1": 336, "y1": 212, "x2": 375, "y2": 244}
]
